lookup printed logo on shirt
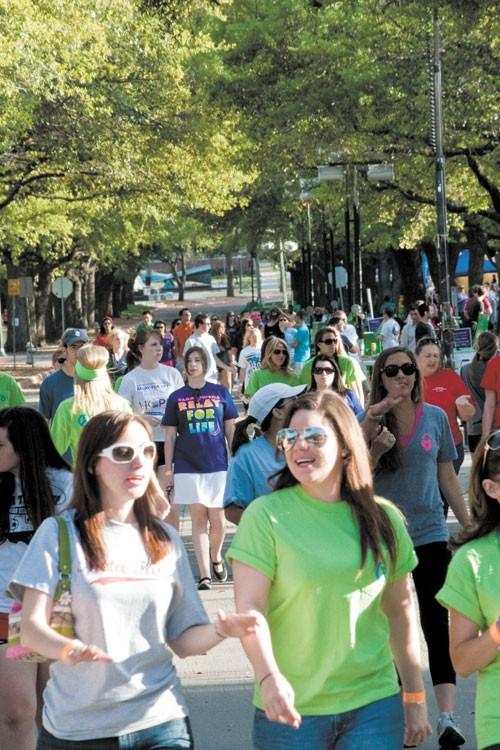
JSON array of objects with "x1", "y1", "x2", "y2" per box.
[
  {"x1": 0, "y1": 394, "x2": 6, "y2": 402},
  {"x1": 420, "y1": 433, "x2": 433, "y2": 452},
  {"x1": 78, "y1": 413, "x2": 90, "y2": 427},
  {"x1": 375, "y1": 560, "x2": 387, "y2": 580},
  {"x1": 177, "y1": 394, "x2": 222, "y2": 435},
  {"x1": 432, "y1": 386, "x2": 447, "y2": 393}
]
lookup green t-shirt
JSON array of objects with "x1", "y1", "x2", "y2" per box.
[
  {"x1": 299, "y1": 355, "x2": 357, "y2": 388},
  {"x1": 227, "y1": 486, "x2": 417, "y2": 715},
  {"x1": 245, "y1": 368, "x2": 299, "y2": 398},
  {"x1": 437, "y1": 532, "x2": 500, "y2": 749},
  {"x1": 50, "y1": 396, "x2": 132, "y2": 462},
  {"x1": 0, "y1": 372, "x2": 25, "y2": 408}
]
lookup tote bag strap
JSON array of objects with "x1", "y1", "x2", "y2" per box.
[{"x1": 54, "y1": 516, "x2": 72, "y2": 599}]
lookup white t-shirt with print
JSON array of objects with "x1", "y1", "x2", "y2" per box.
[{"x1": 118, "y1": 365, "x2": 184, "y2": 441}]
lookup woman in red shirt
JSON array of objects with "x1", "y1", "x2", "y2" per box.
[{"x1": 416, "y1": 337, "x2": 475, "y2": 477}]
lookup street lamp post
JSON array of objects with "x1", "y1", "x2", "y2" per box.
[{"x1": 318, "y1": 160, "x2": 394, "y2": 310}]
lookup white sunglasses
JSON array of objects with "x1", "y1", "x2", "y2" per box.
[{"x1": 98, "y1": 442, "x2": 156, "y2": 464}]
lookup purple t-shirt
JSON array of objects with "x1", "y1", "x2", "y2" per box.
[{"x1": 162, "y1": 383, "x2": 238, "y2": 474}]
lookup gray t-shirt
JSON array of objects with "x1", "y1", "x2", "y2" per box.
[
  {"x1": 373, "y1": 403, "x2": 456, "y2": 547},
  {"x1": 9, "y1": 514, "x2": 209, "y2": 740}
]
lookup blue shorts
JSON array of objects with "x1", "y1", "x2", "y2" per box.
[{"x1": 253, "y1": 693, "x2": 404, "y2": 750}]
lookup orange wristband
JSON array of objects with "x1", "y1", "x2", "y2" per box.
[
  {"x1": 489, "y1": 621, "x2": 500, "y2": 646},
  {"x1": 402, "y1": 690, "x2": 426, "y2": 704}
]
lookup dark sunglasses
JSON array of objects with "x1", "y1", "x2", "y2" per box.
[
  {"x1": 381, "y1": 362, "x2": 417, "y2": 378},
  {"x1": 313, "y1": 366, "x2": 335, "y2": 375},
  {"x1": 276, "y1": 426, "x2": 329, "y2": 451},
  {"x1": 482, "y1": 431, "x2": 500, "y2": 470},
  {"x1": 57, "y1": 357, "x2": 66, "y2": 364},
  {"x1": 319, "y1": 337, "x2": 338, "y2": 346},
  {"x1": 273, "y1": 349, "x2": 287, "y2": 356}
]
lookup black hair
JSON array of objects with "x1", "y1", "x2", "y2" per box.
[
  {"x1": 194, "y1": 313, "x2": 209, "y2": 328},
  {"x1": 231, "y1": 399, "x2": 286, "y2": 456},
  {"x1": 309, "y1": 354, "x2": 345, "y2": 394},
  {"x1": 0, "y1": 407, "x2": 71, "y2": 542}
]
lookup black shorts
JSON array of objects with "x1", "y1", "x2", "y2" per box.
[{"x1": 155, "y1": 441, "x2": 165, "y2": 466}]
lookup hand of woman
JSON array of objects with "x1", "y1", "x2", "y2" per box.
[
  {"x1": 61, "y1": 639, "x2": 113, "y2": 665},
  {"x1": 371, "y1": 426, "x2": 396, "y2": 460},
  {"x1": 368, "y1": 393, "x2": 404, "y2": 419},
  {"x1": 403, "y1": 703, "x2": 432, "y2": 747},
  {"x1": 216, "y1": 608, "x2": 258, "y2": 638},
  {"x1": 260, "y1": 672, "x2": 302, "y2": 729}
]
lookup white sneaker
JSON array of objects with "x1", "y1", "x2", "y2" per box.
[{"x1": 437, "y1": 712, "x2": 465, "y2": 747}]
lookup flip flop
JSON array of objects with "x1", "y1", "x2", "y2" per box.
[{"x1": 198, "y1": 577, "x2": 211, "y2": 590}]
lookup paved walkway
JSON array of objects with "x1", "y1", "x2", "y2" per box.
[{"x1": 175, "y1": 451, "x2": 478, "y2": 750}]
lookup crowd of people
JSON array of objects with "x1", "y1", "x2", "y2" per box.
[{"x1": 0, "y1": 299, "x2": 499, "y2": 750}]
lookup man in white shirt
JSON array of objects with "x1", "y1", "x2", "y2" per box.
[
  {"x1": 184, "y1": 313, "x2": 236, "y2": 383},
  {"x1": 378, "y1": 308, "x2": 400, "y2": 350},
  {"x1": 400, "y1": 306, "x2": 419, "y2": 352}
]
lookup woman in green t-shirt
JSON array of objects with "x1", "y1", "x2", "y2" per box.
[
  {"x1": 245, "y1": 336, "x2": 299, "y2": 398},
  {"x1": 437, "y1": 432, "x2": 500, "y2": 750},
  {"x1": 228, "y1": 389, "x2": 432, "y2": 750}
]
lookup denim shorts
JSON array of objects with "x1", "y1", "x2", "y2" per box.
[
  {"x1": 253, "y1": 693, "x2": 403, "y2": 750},
  {"x1": 37, "y1": 718, "x2": 193, "y2": 750}
]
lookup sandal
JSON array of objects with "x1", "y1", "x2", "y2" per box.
[
  {"x1": 211, "y1": 558, "x2": 228, "y2": 583},
  {"x1": 198, "y1": 577, "x2": 211, "y2": 590}
]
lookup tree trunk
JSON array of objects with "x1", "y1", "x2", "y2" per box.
[
  {"x1": 225, "y1": 246, "x2": 235, "y2": 297},
  {"x1": 85, "y1": 264, "x2": 96, "y2": 331},
  {"x1": 390, "y1": 248, "x2": 426, "y2": 310},
  {"x1": 34, "y1": 266, "x2": 52, "y2": 344},
  {"x1": 95, "y1": 270, "x2": 114, "y2": 320},
  {"x1": 465, "y1": 219, "x2": 488, "y2": 287}
]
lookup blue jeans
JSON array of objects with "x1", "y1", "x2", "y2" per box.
[
  {"x1": 253, "y1": 693, "x2": 403, "y2": 750},
  {"x1": 37, "y1": 718, "x2": 193, "y2": 750}
]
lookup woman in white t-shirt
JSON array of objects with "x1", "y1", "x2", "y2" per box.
[
  {"x1": 119, "y1": 329, "x2": 184, "y2": 526},
  {"x1": 237, "y1": 325, "x2": 263, "y2": 401},
  {"x1": 9, "y1": 411, "x2": 254, "y2": 750},
  {"x1": 0, "y1": 407, "x2": 72, "y2": 750}
]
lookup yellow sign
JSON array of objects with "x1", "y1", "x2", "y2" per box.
[{"x1": 8, "y1": 279, "x2": 20, "y2": 296}]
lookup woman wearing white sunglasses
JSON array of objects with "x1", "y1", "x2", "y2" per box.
[
  {"x1": 227, "y1": 390, "x2": 431, "y2": 750},
  {"x1": 9, "y1": 411, "x2": 256, "y2": 750}
]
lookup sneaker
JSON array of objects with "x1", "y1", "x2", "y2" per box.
[
  {"x1": 211, "y1": 558, "x2": 228, "y2": 582},
  {"x1": 197, "y1": 577, "x2": 211, "y2": 590},
  {"x1": 437, "y1": 712, "x2": 465, "y2": 747}
]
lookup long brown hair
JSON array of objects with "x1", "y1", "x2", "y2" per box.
[
  {"x1": 452, "y1": 432, "x2": 500, "y2": 548},
  {"x1": 71, "y1": 411, "x2": 170, "y2": 570},
  {"x1": 273, "y1": 391, "x2": 397, "y2": 571},
  {"x1": 369, "y1": 346, "x2": 422, "y2": 471}
]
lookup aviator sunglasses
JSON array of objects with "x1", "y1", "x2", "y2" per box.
[
  {"x1": 98, "y1": 442, "x2": 156, "y2": 464},
  {"x1": 276, "y1": 426, "x2": 329, "y2": 451},
  {"x1": 482, "y1": 430, "x2": 500, "y2": 470},
  {"x1": 381, "y1": 362, "x2": 417, "y2": 378}
]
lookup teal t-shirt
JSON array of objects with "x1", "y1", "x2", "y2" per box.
[
  {"x1": 228, "y1": 487, "x2": 417, "y2": 715},
  {"x1": 299, "y1": 355, "x2": 356, "y2": 389},
  {"x1": 437, "y1": 532, "x2": 500, "y2": 749},
  {"x1": 0, "y1": 372, "x2": 25, "y2": 408},
  {"x1": 245, "y1": 368, "x2": 299, "y2": 398}
]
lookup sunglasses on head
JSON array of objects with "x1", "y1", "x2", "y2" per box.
[
  {"x1": 98, "y1": 442, "x2": 156, "y2": 464},
  {"x1": 273, "y1": 349, "x2": 287, "y2": 356},
  {"x1": 276, "y1": 426, "x2": 329, "y2": 451},
  {"x1": 313, "y1": 366, "x2": 335, "y2": 375},
  {"x1": 482, "y1": 431, "x2": 500, "y2": 470},
  {"x1": 381, "y1": 362, "x2": 417, "y2": 378}
]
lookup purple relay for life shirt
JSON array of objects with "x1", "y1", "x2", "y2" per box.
[{"x1": 162, "y1": 382, "x2": 238, "y2": 474}]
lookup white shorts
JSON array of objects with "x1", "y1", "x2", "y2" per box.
[{"x1": 174, "y1": 471, "x2": 227, "y2": 508}]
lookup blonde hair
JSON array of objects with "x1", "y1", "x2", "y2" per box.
[
  {"x1": 108, "y1": 328, "x2": 129, "y2": 350},
  {"x1": 72, "y1": 345, "x2": 129, "y2": 416},
  {"x1": 244, "y1": 326, "x2": 262, "y2": 348},
  {"x1": 261, "y1": 336, "x2": 291, "y2": 373}
]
